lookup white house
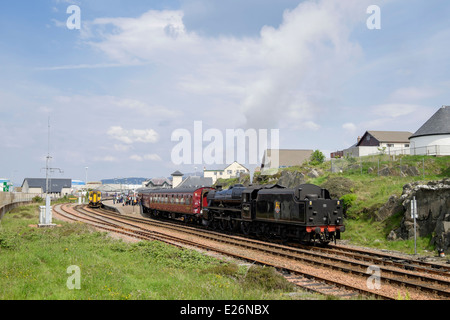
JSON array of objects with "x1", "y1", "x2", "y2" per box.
[
  {"x1": 343, "y1": 131, "x2": 412, "y2": 157},
  {"x1": 409, "y1": 106, "x2": 450, "y2": 156},
  {"x1": 203, "y1": 161, "x2": 249, "y2": 184}
]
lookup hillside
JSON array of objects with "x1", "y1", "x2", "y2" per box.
[{"x1": 233, "y1": 155, "x2": 450, "y2": 255}]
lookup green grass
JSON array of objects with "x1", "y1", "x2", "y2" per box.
[
  {"x1": 342, "y1": 218, "x2": 434, "y2": 255},
  {"x1": 1, "y1": 204, "x2": 319, "y2": 300}
]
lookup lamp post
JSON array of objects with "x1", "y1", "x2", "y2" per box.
[{"x1": 84, "y1": 167, "x2": 89, "y2": 204}]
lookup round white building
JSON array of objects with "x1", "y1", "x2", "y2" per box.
[{"x1": 409, "y1": 106, "x2": 450, "y2": 156}]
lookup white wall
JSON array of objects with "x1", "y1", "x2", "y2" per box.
[{"x1": 410, "y1": 135, "x2": 450, "y2": 156}]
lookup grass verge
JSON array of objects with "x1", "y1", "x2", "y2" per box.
[{"x1": 1, "y1": 204, "x2": 320, "y2": 300}]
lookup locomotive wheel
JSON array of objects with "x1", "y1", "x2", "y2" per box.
[
  {"x1": 229, "y1": 219, "x2": 240, "y2": 232},
  {"x1": 210, "y1": 219, "x2": 219, "y2": 230},
  {"x1": 219, "y1": 219, "x2": 229, "y2": 231},
  {"x1": 255, "y1": 223, "x2": 269, "y2": 240},
  {"x1": 241, "y1": 221, "x2": 251, "y2": 235}
]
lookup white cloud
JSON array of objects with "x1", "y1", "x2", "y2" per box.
[
  {"x1": 130, "y1": 154, "x2": 162, "y2": 162},
  {"x1": 81, "y1": 0, "x2": 372, "y2": 131},
  {"x1": 129, "y1": 155, "x2": 143, "y2": 161},
  {"x1": 114, "y1": 144, "x2": 132, "y2": 152},
  {"x1": 343, "y1": 122, "x2": 357, "y2": 132},
  {"x1": 107, "y1": 126, "x2": 159, "y2": 144},
  {"x1": 94, "y1": 155, "x2": 118, "y2": 162},
  {"x1": 389, "y1": 87, "x2": 440, "y2": 102},
  {"x1": 370, "y1": 103, "x2": 421, "y2": 118},
  {"x1": 144, "y1": 154, "x2": 162, "y2": 161}
]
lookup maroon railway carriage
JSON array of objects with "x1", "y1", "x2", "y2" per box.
[{"x1": 139, "y1": 187, "x2": 212, "y2": 223}]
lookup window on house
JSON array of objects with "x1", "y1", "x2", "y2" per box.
[{"x1": 405, "y1": 144, "x2": 409, "y2": 147}]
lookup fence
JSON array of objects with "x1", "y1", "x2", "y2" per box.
[
  {"x1": 409, "y1": 145, "x2": 450, "y2": 156},
  {"x1": 343, "y1": 145, "x2": 450, "y2": 158},
  {"x1": 330, "y1": 154, "x2": 449, "y2": 178}
]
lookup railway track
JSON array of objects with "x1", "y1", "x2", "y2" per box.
[{"x1": 54, "y1": 204, "x2": 450, "y2": 300}]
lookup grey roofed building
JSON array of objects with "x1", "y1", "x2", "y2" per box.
[
  {"x1": 261, "y1": 149, "x2": 314, "y2": 170},
  {"x1": 143, "y1": 177, "x2": 172, "y2": 189},
  {"x1": 409, "y1": 106, "x2": 450, "y2": 156},
  {"x1": 21, "y1": 178, "x2": 72, "y2": 194},
  {"x1": 410, "y1": 106, "x2": 450, "y2": 139},
  {"x1": 176, "y1": 176, "x2": 213, "y2": 188}
]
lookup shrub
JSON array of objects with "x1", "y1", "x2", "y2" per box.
[
  {"x1": 241, "y1": 266, "x2": 294, "y2": 291},
  {"x1": 340, "y1": 193, "x2": 357, "y2": 215},
  {"x1": 310, "y1": 150, "x2": 325, "y2": 165},
  {"x1": 32, "y1": 196, "x2": 43, "y2": 203}
]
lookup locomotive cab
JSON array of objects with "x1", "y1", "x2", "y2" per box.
[
  {"x1": 252, "y1": 184, "x2": 344, "y2": 244},
  {"x1": 297, "y1": 184, "x2": 344, "y2": 243}
]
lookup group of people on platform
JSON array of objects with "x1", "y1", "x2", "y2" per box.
[{"x1": 112, "y1": 194, "x2": 140, "y2": 206}]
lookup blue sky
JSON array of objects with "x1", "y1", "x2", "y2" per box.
[{"x1": 1, "y1": 0, "x2": 449, "y2": 185}]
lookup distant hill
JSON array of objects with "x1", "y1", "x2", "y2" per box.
[{"x1": 101, "y1": 177, "x2": 148, "y2": 185}]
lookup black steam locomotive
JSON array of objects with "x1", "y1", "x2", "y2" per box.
[
  {"x1": 139, "y1": 183, "x2": 344, "y2": 244},
  {"x1": 204, "y1": 184, "x2": 344, "y2": 244}
]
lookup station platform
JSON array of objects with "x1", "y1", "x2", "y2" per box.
[{"x1": 102, "y1": 200, "x2": 141, "y2": 216}]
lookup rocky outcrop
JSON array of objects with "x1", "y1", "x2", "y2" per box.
[
  {"x1": 377, "y1": 195, "x2": 403, "y2": 222},
  {"x1": 277, "y1": 171, "x2": 307, "y2": 188},
  {"x1": 238, "y1": 173, "x2": 251, "y2": 186},
  {"x1": 385, "y1": 179, "x2": 450, "y2": 253},
  {"x1": 320, "y1": 176, "x2": 355, "y2": 199}
]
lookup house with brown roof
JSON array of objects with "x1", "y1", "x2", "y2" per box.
[{"x1": 343, "y1": 130, "x2": 413, "y2": 157}]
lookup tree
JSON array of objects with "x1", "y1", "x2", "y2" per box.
[{"x1": 310, "y1": 150, "x2": 325, "y2": 165}]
